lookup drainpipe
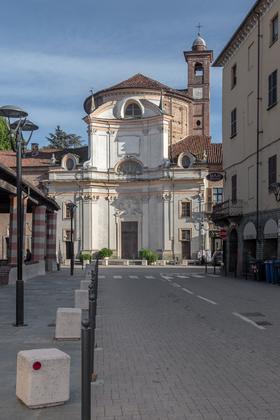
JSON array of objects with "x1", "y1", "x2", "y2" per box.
[{"x1": 256, "y1": 12, "x2": 262, "y2": 250}]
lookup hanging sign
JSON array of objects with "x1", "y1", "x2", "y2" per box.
[{"x1": 206, "y1": 173, "x2": 223, "y2": 182}]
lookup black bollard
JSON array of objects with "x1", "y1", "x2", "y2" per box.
[
  {"x1": 88, "y1": 283, "x2": 96, "y2": 379},
  {"x1": 81, "y1": 319, "x2": 91, "y2": 420}
]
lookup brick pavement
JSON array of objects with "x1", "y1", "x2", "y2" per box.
[{"x1": 93, "y1": 268, "x2": 280, "y2": 420}]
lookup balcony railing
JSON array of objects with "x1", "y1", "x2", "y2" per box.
[{"x1": 211, "y1": 199, "x2": 243, "y2": 221}]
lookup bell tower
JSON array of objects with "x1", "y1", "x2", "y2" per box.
[{"x1": 184, "y1": 32, "x2": 213, "y2": 136}]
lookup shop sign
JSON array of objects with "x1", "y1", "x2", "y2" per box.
[{"x1": 206, "y1": 173, "x2": 223, "y2": 182}]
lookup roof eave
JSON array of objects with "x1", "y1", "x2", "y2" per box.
[{"x1": 213, "y1": 0, "x2": 273, "y2": 67}]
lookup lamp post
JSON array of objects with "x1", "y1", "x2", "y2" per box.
[
  {"x1": 0, "y1": 106, "x2": 38, "y2": 326},
  {"x1": 68, "y1": 202, "x2": 77, "y2": 276}
]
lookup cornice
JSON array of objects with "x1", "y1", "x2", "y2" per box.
[{"x1": 213, "y1": 0, "x2": 275, "y2": 67}]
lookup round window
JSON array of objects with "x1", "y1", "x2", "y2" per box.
[
  {"x1": 118, "y1": 160, "x2": 143, "y2": 175},
  {"x1": 181, "y1": 155, "x2": 191, "y2": 168},
  {"x1": 196, "y1": 120, "x2": 201, "y2": 127},
  {"x1": 66, "y1": 158, "x2": 75, "y2": 170}
]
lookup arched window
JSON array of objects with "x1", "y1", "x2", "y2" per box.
[
  {"x1": 195, "y1": 63, "x2": 204, "y2": 77},
  {"x1": 124, "y1": 103, "x2": 142, "y2": 119},
  {"x1": 117, "y1": 159, "x2": 143, "y2": 175}
]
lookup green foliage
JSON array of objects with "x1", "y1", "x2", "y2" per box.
[
  {"x1": 139, "y1": 248, "x2": 158, "y2": 264},
  {"x1": 79, "y1": 252, "x2": 92, "y2": 262},
  {"x1": 0, "y1": 117, "x2": 11, "y2": 151},
  {"x1": 98, "y1": 248, "x2": 113, "y2": 259},
  {"x1": 46, "y1": 125, "x2": 83, "y2": 149}
]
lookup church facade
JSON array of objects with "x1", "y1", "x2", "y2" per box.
[{"x1": 46, "y1": 35, "x2": 223, "y2": 261}]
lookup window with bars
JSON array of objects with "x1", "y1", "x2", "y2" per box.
[
  {"x1": 268, "y1": 155, "x2": 277, "y2": 189},
  {"x1": 231, "y1": 108, "x2": 237, "y2": 138},
  {"x1": 180, "y1": 201, "x2": 191, "y2": 218},
  {"x1": 268, "y1": 70, "x2": 277, "y2": 108},
  {"x1": 271, "y1": 14, "x2": 278, "y2": 45},
  {"x1": 231, "y1": 175, "x2": 237, "y2": 203},
  {"x1": 213, "y1": 188, "x2": 223, "y2": 204}
]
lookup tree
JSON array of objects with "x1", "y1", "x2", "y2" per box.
[
  {"x1": 0, "y1": 117, "x2": 11, "y2": 151},
  {"x1": 46, "y1": 125, "x2": 83, "y2": 149}
]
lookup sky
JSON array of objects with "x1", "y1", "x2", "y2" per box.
[{"x1": 0, "y1": 0, "x2": 256, "y2": 147}]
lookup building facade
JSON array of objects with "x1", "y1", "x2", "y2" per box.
[{"x1": 213, "y1": 0, "x2": 280, "y2": 275}]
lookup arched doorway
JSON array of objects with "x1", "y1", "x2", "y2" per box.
[
  {"x1": 263, "y1": 219, "x2": 278, "y2": 260},
  {"x1": 229, "y1": 229, "x2": 238, "y2": 274}
]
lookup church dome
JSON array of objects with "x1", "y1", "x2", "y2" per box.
[{"x1": 192, "y1": 35, "x2": 207, "y2": 51}]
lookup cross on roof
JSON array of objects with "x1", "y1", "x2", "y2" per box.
[{"x1": 196, "y1": 23, "x2": 203, "y2": 36}]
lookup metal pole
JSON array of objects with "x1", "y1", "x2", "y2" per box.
[
  {"x1": 81, "y1": 319, "x2": 91, "y2": 420},
  {"x1": 88, "y1": 283, "x2": 96, "y2": 379},
  {"x1": 16, "y1": 131, "x2": 24, "y2": 326},
  {"x1": 70, "y1": 208, "x2": 74, "y2": 276}
]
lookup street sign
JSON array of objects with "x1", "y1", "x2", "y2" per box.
[
  {"x1": 219, "y1": 228, "x2": 227, "y2": 240},
  {"x1": 206, "y1": 172, "x2": 223, "y2": 182}
]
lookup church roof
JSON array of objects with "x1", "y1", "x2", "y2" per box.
[
  {"x1": 170, "y1": 135, "x2": 222, "y2": 165},
  {"x1": 101, "y1": 73, "x2": 178, "y2": 93},
  {"x1": 84, "y1": 73, "x2": 190, "y2": 114}
]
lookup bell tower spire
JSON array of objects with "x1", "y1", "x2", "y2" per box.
[{"x1": 184, "y1": 31, "x2": 213, "y2": 136}]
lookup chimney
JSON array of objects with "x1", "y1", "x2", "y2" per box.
[{"x1": 31, "y1": 143, "x2": 39, "y2": 156}]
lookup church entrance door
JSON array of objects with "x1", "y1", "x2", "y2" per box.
[{"x1": 121, "y1": 222, "x2": 138, "y2": 259}]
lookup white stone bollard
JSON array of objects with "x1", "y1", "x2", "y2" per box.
[
  {"x1": 141, "y1": 260, "x2": 148, "y2": 266},
  {"x1": 75, "y1": 289, "x2": 89, "y2": 310},
  {"x1": 124, "y1": 260, "x2": 129, "y2": 266},
  {"x1": 80, "y1": 280, "x2": 90, "y2": 290},
  {"x1": 16, "y1": 348, "x2": 70, "y2": 408},
  {"x1": 55, "y1": 308, "x2": 82, "y2": 340}
]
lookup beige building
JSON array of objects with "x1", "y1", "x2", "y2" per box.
[{"x1": 213, "y1": 0, "x2": 280, "y2": 275}]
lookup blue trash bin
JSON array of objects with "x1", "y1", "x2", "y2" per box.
[
  {"x1": 264, "y1": 261, "x2": 273, "y2": 283},
  {"x1": 272, "y1": 260, "x2": 280, "y2": 284}
]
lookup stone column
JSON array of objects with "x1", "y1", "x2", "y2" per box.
[
  {"x1": 8, "y1": 196, "x2": 27, "y2": 265},
  {"x1": 31, "y1": 206, "x2": 47, "y2": 263},
  {"x1": 46, "y1": 212, "x2": 57, "y2": 271},
  {"x1": 8, "y1": 196, "x2": 17, "y2": 265}
]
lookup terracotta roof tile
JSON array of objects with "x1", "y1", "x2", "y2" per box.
[
  {"x1": 97, "y1": 73, "x2": 189, "y2": 97},
  {"x1": 170, "y1": 135, "x2": 222, "y2": 165},
  {"x1": 0, "y1": 146, "x2": 88, "y2": 168}
]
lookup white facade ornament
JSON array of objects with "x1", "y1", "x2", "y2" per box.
[
  {"x1": 162, "y1": 192, "x2": 172, "y2": 201},
  {"x1": 83, "y1": 193, "x2": 100, "y2": 202}
]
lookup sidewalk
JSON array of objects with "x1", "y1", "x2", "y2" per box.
[{"x1": 0, "y1": 268, "x2": 84, "y2": 420}]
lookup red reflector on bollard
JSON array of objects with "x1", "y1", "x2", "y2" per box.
[{"x1": 33, "y1": 361, "x2": 42, "y2": 370}]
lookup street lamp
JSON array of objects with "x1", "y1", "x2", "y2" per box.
[
  {"x1": 68, "y1": 202, "x2": 77, "y2": 276},
  {"x1": 0, "y1": 105, "x2": 38, "y2": 326}
]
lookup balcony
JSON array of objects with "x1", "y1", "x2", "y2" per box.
[{"x1": 211, "y1": 200, "x2": 243, "y2": 223}]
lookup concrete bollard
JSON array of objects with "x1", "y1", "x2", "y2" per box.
[
  {"x1": 75, "y1": 289, "x2": 89, "y2": 310},
  {"x1": 159, "y1": 260, "x2": 166, "y2": 266},
  {"x1": 141, "y1": 260, "x2": 148, "y2": 266},
  {"x1": 16, "y1": 348, "x2": 70, "y2": 408},
  {"x1": 55, "y1": 308, "x2": 82, "y2": 340},
  {"x1": 124, "y1": 260, "x2": 129, "y2": 266},
  {"x1": 80, "y1": 280, "x2": 90, "y2": 290}
]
